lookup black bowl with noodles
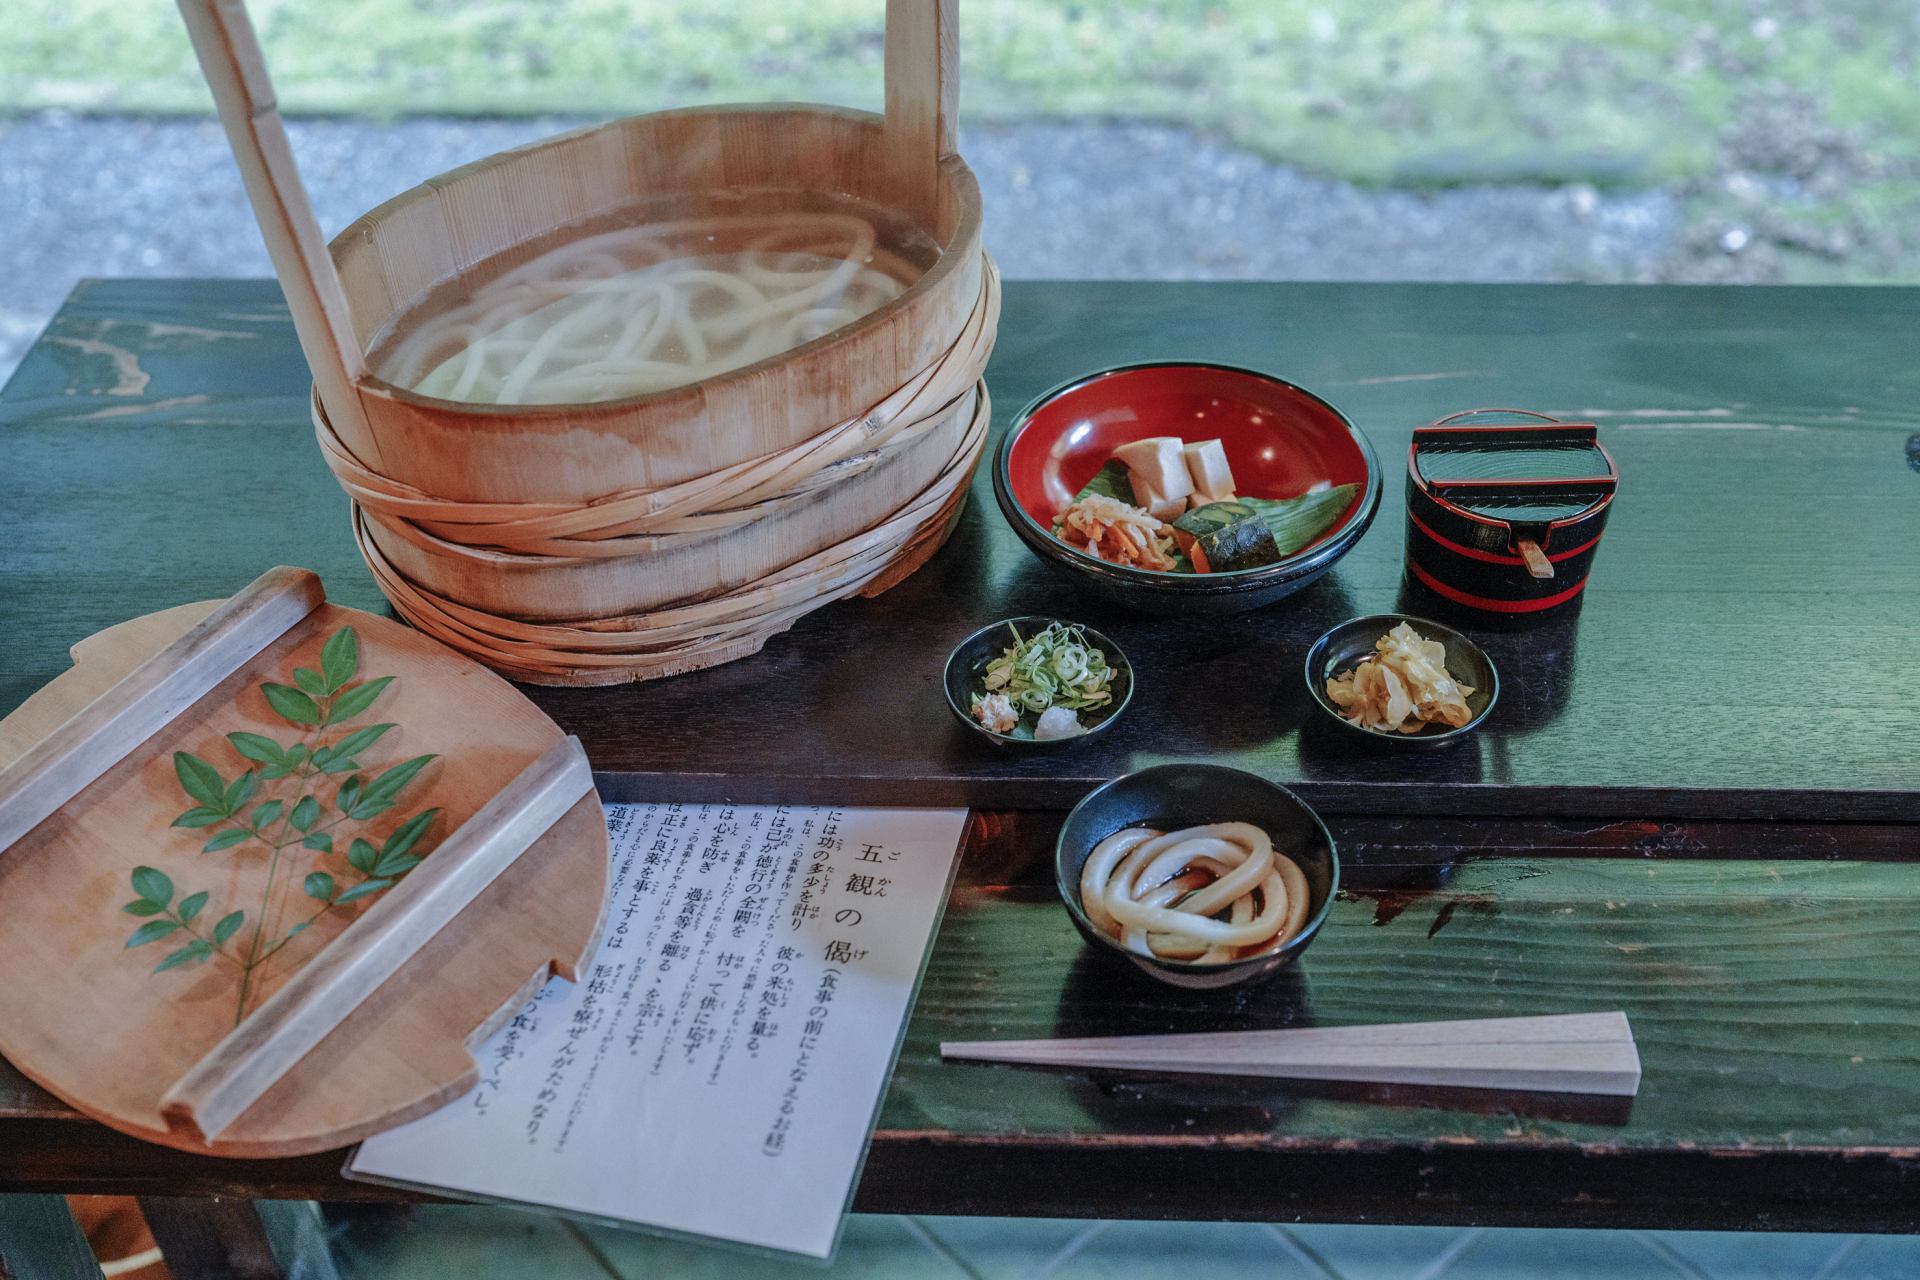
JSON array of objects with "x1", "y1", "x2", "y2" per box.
[{"x1": 1054, "y1": 764, "x2": 1339, "y2": 990}]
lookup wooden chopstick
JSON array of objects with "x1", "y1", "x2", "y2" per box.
[
  {"x1": 949, "y1": 1011, "x2": 1631, "y2": 1056},
  {"x1": 942, "y1": 1012, "x2": 1641, "y2": 1097}
]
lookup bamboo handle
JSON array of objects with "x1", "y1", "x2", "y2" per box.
[
  {"x1": 160, "y1": 735, "x2": 598, "y2": 1142},
  {"x1": 883, "y1": 0, "x2": 959, "y2": 224},
  {"x1": 0, "y1": 567, "x2": 323, "y2": 855},
  {"x1": 1517, "y1": 539, "x2": 1555, "y2": 579},
  {"x1": 176, "y1": 0, "x2": 382, "y2": 468}
]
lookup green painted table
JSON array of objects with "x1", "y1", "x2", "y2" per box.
[{"x1": 2, "y1": 280, "x2": 1918, "y2": 1247}]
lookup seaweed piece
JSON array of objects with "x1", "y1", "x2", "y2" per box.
[{"x1": 1170, "y1": 501, "x2": 1283, "y2": 572}]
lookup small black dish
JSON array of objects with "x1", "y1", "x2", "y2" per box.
[
  {"x1": 1303, "y1": 613, "x2": 1498, "y2": 747},
  {"x1": 943, "y1": 616, "x2": 1133, "y2": 748},
  {"x1": 1054, "y1": 764, "x2": 1339, "y2": 990}
]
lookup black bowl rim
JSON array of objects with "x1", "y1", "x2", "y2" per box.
[
  {"x1": 1302, "y1": 612, "x2": 1501, "y2": 743},
  {"x1": 1053, "y1": 763, "x2": 1342, "y2": 972},
  {"x1": 991, "y1": 360, "x2": 1383, "y2": 596},
  {"x1": 942, "y1": 615, "x2": 1135, "y2": 746}
]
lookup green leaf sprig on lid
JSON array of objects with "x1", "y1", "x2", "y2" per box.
[{"x1": 125, "y1": 625, "x2": 441, "y2": 1026}]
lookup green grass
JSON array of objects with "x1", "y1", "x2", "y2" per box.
[
  {"x1": 3, "y1": 0, "x2": 1916, "y2": 187},
  {"x1": 4, "y1": 0, "x2": 1918, "y2": 280}
]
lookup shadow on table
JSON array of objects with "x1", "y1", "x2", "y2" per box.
[
  {"x1": 1294, "y1": 707, "x2": 1490, "y2": 782},
  {"x1": 1397, "y1": 572, "x2": 1584, "y2": 737},
  {"x1": 1046, "y1": 947, "x2": 1315, "y2": 1132}
]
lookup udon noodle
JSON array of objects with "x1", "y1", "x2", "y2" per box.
[
  {"x1": 1079, "y1": 821, "x2": 1312, "y2": 962},
  {"x1": 377, "y1": 210, "x2": 918, "y2": 406}
]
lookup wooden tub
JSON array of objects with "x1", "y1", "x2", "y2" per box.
[{"x1": 182, "y1": 0, "x2": 996, "y2": 682}]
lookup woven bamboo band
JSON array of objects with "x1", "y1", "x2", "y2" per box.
[
  {"x1": 316, "y1": 255, "x2": 1001, "y2": 685},
  {"x1": 352, "y1": 389, "x2": 987, "y2": 684}
]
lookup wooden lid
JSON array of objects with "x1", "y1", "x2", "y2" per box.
[
  {"x1": 0, "y1": 570, "x2": 609, "y2": 1157},
  {"x1": 1411, "y1": 409, "x2": 1618, "y2": 526}
]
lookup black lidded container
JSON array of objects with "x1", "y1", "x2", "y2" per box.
[{"x1": 1406, "y1": 409, "x2": 1618, "y2": 615}]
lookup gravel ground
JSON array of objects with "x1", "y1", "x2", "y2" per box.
[{"x1": 0, "y1": 113, "x2": 1695, "y2": 382}]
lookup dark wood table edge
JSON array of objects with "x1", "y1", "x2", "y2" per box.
[
  {"x1": 589, "y1": 772, "x2": 1920, "y2": 825},
  {"x1": 854, "y1": 1138, "x2": 1920, "y2": 1233},
  {"x1": 6, "y1": 1115, "x2": 1920, "y2": 1235}
]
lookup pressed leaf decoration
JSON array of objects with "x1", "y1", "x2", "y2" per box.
[{"x1": 121, "y1": 626, "x2": 440, "y2": 1025}]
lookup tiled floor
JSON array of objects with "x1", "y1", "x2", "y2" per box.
[{"x1": 322, "y1": 1206, "x2": 1918, "y2": 1279}]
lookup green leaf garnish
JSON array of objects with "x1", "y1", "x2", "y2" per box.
[
  {"x1": 171, "y1": 806, "x2": 225, "y2": 829},
  {"x1": 145, "y1": 625, "x2": 432, "y2": 1023},
  {"x1": 227, "y1": 732, "x2": 284, "y2": 765},
  {"x1": 154, "y1": 939, "x2": 213, "y2": 973},
  {"x1": 125, "y1": 919, "x2": 181, "y2": 949},
  {"x1": 327, "y1": 676, "x2": 394, "y2": 723},
  {"x1": 289, "y1": 795, "x2": 320, "y2": 833},
  {"x1": 1069, "y1": 459, "x2": 1135, "y2": 507},
  {"x1": 1061, "y1": 454, "x2": 1359, "y2": 573},
  {"x1": 130, "y1": 866, "x2": 173, "y2": 908},
  {"x1": 223, "y1": 771, "x2": 256, "y2": 812},
  {"x1": 348, "y1": 755, "x2": 435, "y2": 820},
  {"x1": 172, "y1": 753, "x2": 226, "y2": 811},
  {"x1": 334, "y1": 879, "x2": 392, "y2": 905},
  {"x1": 381, "y1": 809, "x2": 438, "y2": 861},
  {"x1": 321, "y1": 626, "x2": 359, "y2": 693},
  {"x1": 1240, "y1": 483, "x2": 1362, "y2": 556},
  {"x1": 327, "y1": 723, "x2": 393, "y2": 765},
  {"x1": 261, "y1": 682, "x2": 321, "y2": 726},
  {"x1": 373, "y1": 852, "x2": 422, "y2": 878},
  {"x1": 212, "y1": 911, "x2": 245, "y2": 947}
]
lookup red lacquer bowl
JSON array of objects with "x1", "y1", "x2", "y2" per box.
[{"x1": 992, "y1": 362, "x2": 1380, "y2": 613}]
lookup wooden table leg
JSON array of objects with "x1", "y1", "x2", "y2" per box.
[
  {"x1": 0, "y1": 1194, "x2": 99, "y2": 1280},
  {"x1": 137, "y1": 1197, "x2": 288, "y2": 1280}
]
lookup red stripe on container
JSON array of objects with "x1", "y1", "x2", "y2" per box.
[
  {"x1": 1408, "y1": 559, "x2": 1591, "y2": 613},
  {"x1": 1409, "y1": 513, "x2": 1602, "y2": 566}
]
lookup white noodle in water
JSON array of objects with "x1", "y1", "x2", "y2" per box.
[{"x1": 380, "y1": 212, "x2": 912, "y2": 405}]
